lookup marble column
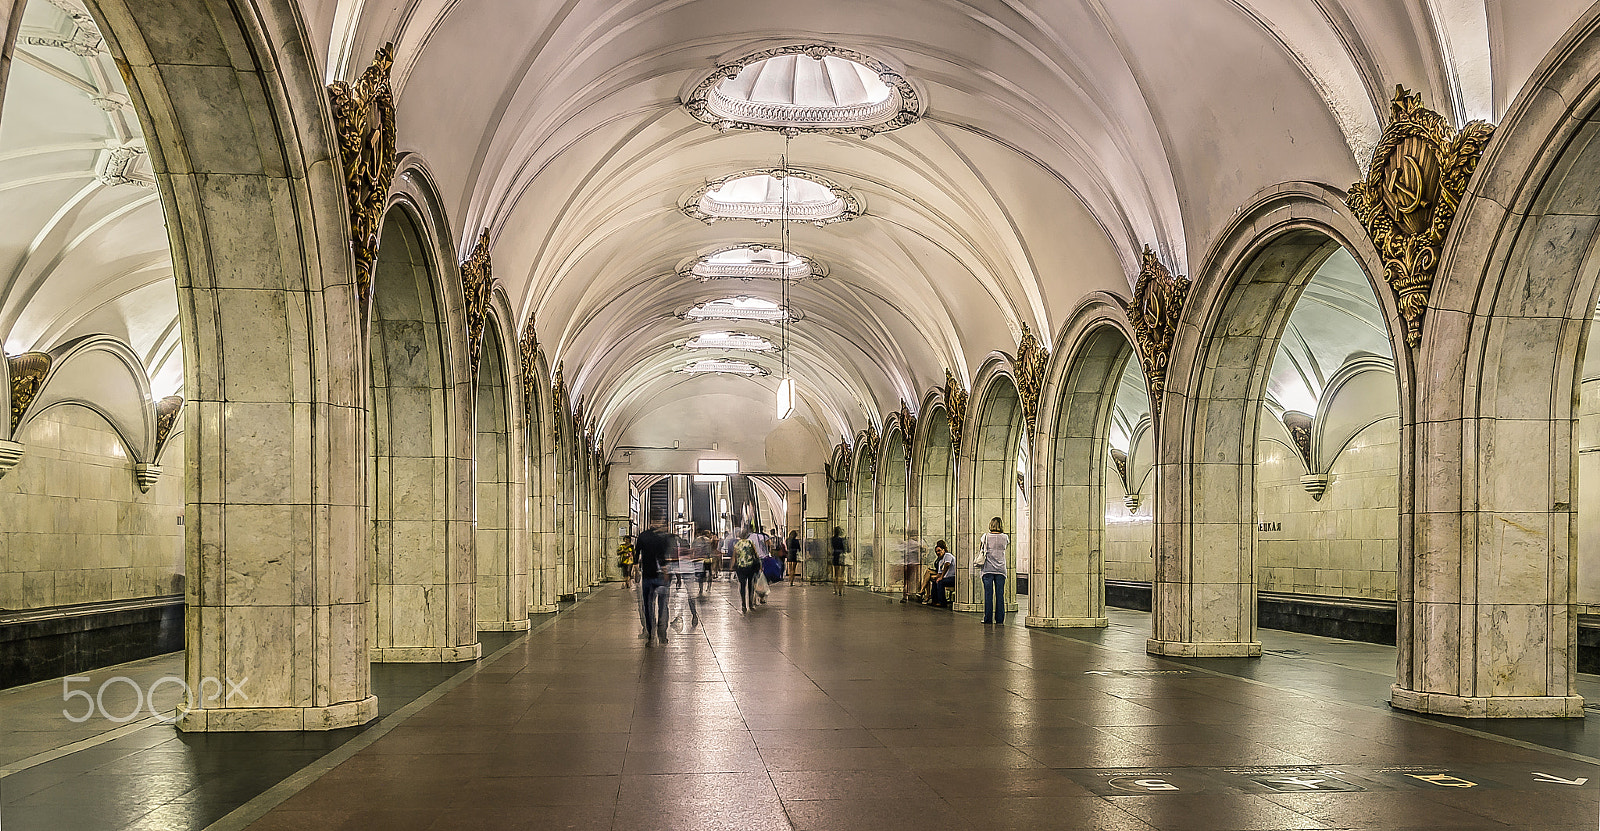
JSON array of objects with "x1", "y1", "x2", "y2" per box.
[{"x1": 88, "y1": 0, "x2": 376, "y2": 730}]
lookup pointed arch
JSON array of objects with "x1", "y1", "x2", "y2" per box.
[
  {"x1": 1152, "y1": 182, "x2": 1397, "y2": 657},
  {"x1": 957, "y1": 356, "x2": 1025, "y2": 613},
  {"x1": 1028, "y1": 294, "x2": 1140, "y2": 628}
]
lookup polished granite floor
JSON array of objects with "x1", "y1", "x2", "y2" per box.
[{"x1": 5, "y1": 582, "x2": 1600, "y2": 830}]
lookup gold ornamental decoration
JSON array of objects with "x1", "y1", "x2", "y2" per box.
[
  {"x1": 1281, "y1": 410, "x2": 1314, "y2": 470},
  {"x1": 1015, "y1": 322, "x2": 1048, "y2": 435},
  {"x1": 1347, "y1": 85, "x2": 1494, "y2": 348},
  {"x1": 1109, "y1": 448, "x2": 1130, "y2": 492},
  {"x1": 943, "y1": 368, "x2": 967, "y2": 450},
  {"x1": 573, "y1": 396, "x2": 586, "y2": 457},
  {"x1": 460, "y1": 231, "x2": 494, "y2": 384},
  {"x1": 898, "y1": 400, "x2": 917, "y2": 477},
  {"x1": 328, "y1": 44, "x2": 398, "y2": 321},
  {"x1": 9, "y1": 352, "x2": 51, "y2": 432},
  {"x1": 1121, "y1": 246, "x2": 1190, "y2": 418},
  {"x1": 551, "y1": 362, "x2": 566, "y2": 444},
  {"x1": 153, "y1": 395, "x2": 183, "y2": 455},
  {"x1": 861, "y1": 425, "x2": 880, "y2": 478},
  {"x1": 519, "y1": 320, "x2": 539, "y2": 433}
]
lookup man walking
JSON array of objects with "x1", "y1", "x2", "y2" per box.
[{"x1": 635, "y1": 521, "x2": 672, "y2": 645}]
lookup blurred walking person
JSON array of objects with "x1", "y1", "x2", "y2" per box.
[
  {"x1": 733, "y1": 529, "x2": 761, "y2": 613},
  {"x1": 769, "y1": 528, "x2": 787, "y2": 583},
  {"x1": 830, "y1": 527, "x2": 848, "y2": 595},
  {"x1": 635, "y1": 522, "x2": 671, "y2": 645},
  {"x1": 786, "y1": 530, "x2": 802, "y2": 581}
]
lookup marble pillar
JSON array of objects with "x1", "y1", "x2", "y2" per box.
[{"x1": 85, "y1": 0, "x2": 376, "y2": 730}]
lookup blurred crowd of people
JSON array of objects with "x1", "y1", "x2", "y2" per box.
[
  {"x1": 620, "y1": 516, "x2": 1011, "y2": 644},
  {"x1": 622, "y1": 523, "x2": 799, "y2": 644}
]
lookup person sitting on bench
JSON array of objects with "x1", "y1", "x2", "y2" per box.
[{"x1": 926, "y1": 540, "x2": 954, "y2": 607}]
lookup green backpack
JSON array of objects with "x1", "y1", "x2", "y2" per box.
[{"x1": 734, "y1": 539, "x2": 758, "y2": 569}]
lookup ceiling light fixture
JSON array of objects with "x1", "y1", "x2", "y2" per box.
[
  {"x1": 682, "y1": 296, "x2": 792, "y2": 322},
  {"x1": 685, "y1": 331, "x2": 776, "y2": 351},
  {"x1": 683, "y1": 358, "x2": 768, "y2": 376}
]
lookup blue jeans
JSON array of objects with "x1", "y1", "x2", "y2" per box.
[
  {"x1": 641, "y1": 577, "x2": 668, "y2": 635},
  {"x1": 982, "y1": 573, "x2": 1006, "y2": 624}
]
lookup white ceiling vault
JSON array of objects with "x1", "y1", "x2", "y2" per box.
[
  {"x1": 3, "y1": 0, "x2": 1597, "y2": 473},
  {"x1": 0, "y1": 0, "x2": 178, "y2": 398}
]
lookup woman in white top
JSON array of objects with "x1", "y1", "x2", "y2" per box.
[{"x1": 978, "y1": 517, "x2": 1009, "y2": 624}]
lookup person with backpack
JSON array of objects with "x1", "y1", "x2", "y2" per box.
[
  {"x1": 617, "y1": 535, "x2": 635, "y2": 589},
  {"x1": 732, "y1": 529, "x2": 761, "y2": 613}
]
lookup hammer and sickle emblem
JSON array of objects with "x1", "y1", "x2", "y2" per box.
[{"x1": 1390, "y1": 155, "x2": 1426, "y2": 214}]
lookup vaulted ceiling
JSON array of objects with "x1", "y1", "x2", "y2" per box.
[{"x1": 2, "y1": 0, "x2": 1595, "y2": 471}]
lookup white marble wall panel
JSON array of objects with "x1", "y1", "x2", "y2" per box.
[
  {"x1": 1105, "y1": 464, "x2": 1155, "y2": 582},
  {"x1": 1576, "y1": 376, "x2": 1600, "y2": 609},
  {"x1": 0, "y1": 406, "x2": 183, "y2": 608},
  {"x1": 1255, "y1": 418, "x2": 1401, "y2": 599}
]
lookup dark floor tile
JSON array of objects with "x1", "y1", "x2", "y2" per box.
[
  {"x1": 888, "y1": 744, "x2": 1044, "y2": 769},
  {"x1": 869, "y1": 726, "x2": 1013, "y2": 747},
  {"x1": 760, "y1": 745, "x2": 915, "y2": 772},
  {"x1": 783, "y1": 796, "x2": 965, "y2": 831},
  {"x1": 749, "y1": 728, "x2": 884, "y2": 750},
  {"x1": 946, "y1": 795, "x2": 1159, "y2": 830},
  {"x1": 1111, "y1": 793, "x2": 1334, "y2": 830},
  {"x1": 1262, "y1": 791, "x2": 1514, "y2": 829},
  {"x1": 915, "y1": 766, "x2": 1095, "y2": 799},
  {"x1": 770, "y1": 768, "x2": 938, "y2": 801},
  {"x1": 423, "y1": 803, "x2": 617, "y2": 830}
]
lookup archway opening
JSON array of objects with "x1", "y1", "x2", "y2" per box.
[
  {"x1": 475, "y1": 319, "x2": 523, "y2": 630},
  {"x1": 0, "y1": 0, "x2": 188, "y2": 686},
  {"x1": 1253, "y1": 247, "x2": 1398, "y2": 638},
  {"x1": 367, "y1": 208, "x2": 476, "y2": 662},
  {"x1": 1152, "y1": 229, "x2": 1394, "y2": 657},
  {"x1": 851, "y1": 444, "x2": 876, "y2": 586},
  {"x1": 918, "y1": 405, "x2": 954, "y2": 551},
  {"x1": 1035, "y1": 324, "x2": 1144, "y2": 629},
  {"x1": 964, "y1": 376, "x2": 1023, "y2": 613},
  {"x1": 877, "y1": 427, "x2": 908, "y2": 591}
]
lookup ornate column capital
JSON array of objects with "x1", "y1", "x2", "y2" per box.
[
  {"x1": 460, "y1": 230, "x2": 495, "y2": 384},
  {"x1": 8, "y1": 351, "x2": 51, "y2": 433},
  {"x1": 1015, "y1": 323, "x2": 1048, "y2": 435},
  {"x1": 1120, "y1": 246, "x2": 1190, "y2": 418},
  {"x1": 328, "y1": 44, "x2": 398, "y2": 321},
  {"x1": 1348, "y1": 85, "x2": 1494, "y2": 348},
  {"x1": 943, "y1": 368, "x2": 967, "y2": 449}
]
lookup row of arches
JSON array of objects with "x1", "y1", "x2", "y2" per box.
[
  {"x1": 366, "y1": 179, "x2": 610, "y2": 659},
  {"x1": 829, "y1": 147, "x2": 1600, "y2": 718},
  {"x1": 0, "y1": 0, "x2": 618, "y2": 731},
  {"x1": 13, "y1": 0, "x2": 1600, "y2": 731}
]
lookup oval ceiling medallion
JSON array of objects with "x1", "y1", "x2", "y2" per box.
[
  {"x1": 684, "y1": 44, "x2": 921, "y2": 137},
  {"x1": 679, "y1": 244, "x2": 825, "y2": 281},
  {"x1": 683, "y1": 169, "x2": 862, "y2": 226},
  {"x1": 681, "y1": 358, "x2": 769, "y2": 376},
  {"x1": 680, "y1": 296, "x2": 799, "y2": 322},
  {"x1": 684, "y1": 331, "x2": 777, "y2": 351}
]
